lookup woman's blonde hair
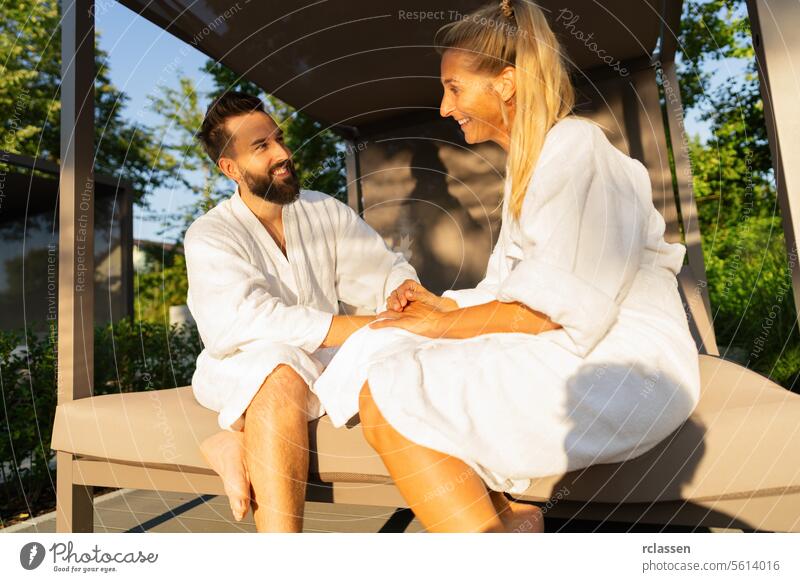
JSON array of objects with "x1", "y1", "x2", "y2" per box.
[{"x1": 435, "y1": 0, "x2": 575, "y2": 219}]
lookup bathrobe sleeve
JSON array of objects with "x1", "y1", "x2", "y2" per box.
[
  {"x1": 441, "y1": 238, "x2": 504, "y2": 308},
  {"x1": 332, "y1": 200, "x2": 419, "y2": 313},
  {"x1": 495, "y1": 120, "x2": 647, "y2": 357},
  {"x1": 184, "y1": 224, "x2": 333, "y2": 359}
]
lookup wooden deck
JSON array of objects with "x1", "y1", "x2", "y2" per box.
[
  {"x1": 2, "y1": 488, "x2": 744, "y2": 533},
  {"x1": 2, "y1": 489, "x2": 425, "y2": 533}
]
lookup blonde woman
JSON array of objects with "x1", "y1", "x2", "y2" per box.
[{"x1": 313, "y1": 0, "x2": 700, "y2": 533}]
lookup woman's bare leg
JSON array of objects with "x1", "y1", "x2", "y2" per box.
[
  {"x1": 359, "y1": 381, "x2": 504, "y2": 532},
  {"x1": 199, "y1": 429, "x2": 250, "y2": 521}
]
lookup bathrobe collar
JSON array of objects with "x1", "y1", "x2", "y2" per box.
[
  {"x1": 230, "y1": 186, "x2": 313, "y2": 304},
  {"x1": 230, "y1": 186, "x2": 288, "y2": 258}
]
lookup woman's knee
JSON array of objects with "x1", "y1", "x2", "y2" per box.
[{"x1": 358, "y1": 382, "x2": 393, "y2": 450}]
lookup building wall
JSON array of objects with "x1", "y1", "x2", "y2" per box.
[{"x1": 0, "y1": 171, "x2": 132, "y2": 333}]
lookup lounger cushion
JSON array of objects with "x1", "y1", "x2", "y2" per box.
[
  {"x1": 51, "y1": 354, "x2": 800, "y2": 503},
  {"x1": 518, "y1": 355, "x2": 800, "y2": 502}
]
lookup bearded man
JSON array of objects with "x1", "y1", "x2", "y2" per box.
[{"x1": 184, "y1": 92, "x2": 418, "y2": 532}]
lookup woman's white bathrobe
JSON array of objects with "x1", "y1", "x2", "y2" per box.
[
  {"x1": 311, "y1": 117, "x2": 702, "y2": 494},
  {"x1": 184, "y1": 187, "x2": 418, "y2": 431}
]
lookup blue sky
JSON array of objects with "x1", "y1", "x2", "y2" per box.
[
  {"x1": 98, "y1": 2, "x2": 741, "y2": 243},
  {"x1": 97, "y1": 2, "x2": 211, "y2": 243}
]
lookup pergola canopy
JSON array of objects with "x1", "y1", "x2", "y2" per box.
[{"x1": 118, "y1": 0, "x2": 667, "y2": 130}]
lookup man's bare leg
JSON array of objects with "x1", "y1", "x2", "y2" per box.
[
  {"x1": 199, "y1": 428, "x2": 250, "y2": 521},
  {"x1": 243, "y1": 364, "x2": 310, "y2": 532}
]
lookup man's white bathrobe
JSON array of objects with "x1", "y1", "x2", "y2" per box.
[
  {"x1": 184, "y1": 187, "x2": 418, "y2": 431},
  {"x1": 312, "y1": 117, "x2": 702, "y2": 494}
]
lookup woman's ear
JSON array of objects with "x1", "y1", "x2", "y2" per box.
[{"x1": 493, "y1": 65, "x2": 517, "y2": 103}]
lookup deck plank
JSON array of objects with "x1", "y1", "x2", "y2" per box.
[
  {"x1": 3, "y1": 488, "x2": 738, "y2": 534},
  {"x1": 2, "y1": 489, "x2": 423, "y2": 533}
]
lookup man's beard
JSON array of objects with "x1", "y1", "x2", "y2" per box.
[{"x1": 243, "y1": 159, "x2": 300, "y2": 205}]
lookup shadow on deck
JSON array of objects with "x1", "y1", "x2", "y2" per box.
[{"x1": 2, "y1": 489, "x2": 743, "y2": 533}]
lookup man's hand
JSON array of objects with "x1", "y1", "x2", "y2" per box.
[
  {"x1": 320, "y1": 315, "x2": 375, "y2": 348},
  {"x1": 386, "y1": 280, "x2": 459, "y2": 312}
]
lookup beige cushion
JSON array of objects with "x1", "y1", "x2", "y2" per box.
[
  {"x1": 51, "y1": 354, "x2": 800, "y2": 503},
  {"x1": 518, "y1": 355, "x2": 800, "y2": 502}
]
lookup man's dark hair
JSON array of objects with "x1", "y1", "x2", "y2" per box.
[{"x1": 197, "y1": 91, "x2": 266, "y2": 163}]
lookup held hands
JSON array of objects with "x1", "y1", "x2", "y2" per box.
[
  {"x1": 385, "y1": 279, "x2": 459, "y2": 313},
  {"x1": 370, "y1": 300, "x2": 448, "y2": 338},
  {"x1": 372, "y1": 280, "x2": 458, "y2": 338}
]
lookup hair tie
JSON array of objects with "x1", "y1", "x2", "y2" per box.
[{"x1": 500, "y1": 0, "x2": 514, "y2": 18}]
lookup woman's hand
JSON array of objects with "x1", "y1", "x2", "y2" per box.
[
  {"x1": 369, "y1": 300, "x2": 449, "y2": 338},
  {"x1": 386, "y1": 279, "x2": 459, "y2": 312}
]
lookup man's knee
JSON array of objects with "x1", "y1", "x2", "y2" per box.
[{"x1": 248, "y1": 364, "x2": 309, "y2": 415}]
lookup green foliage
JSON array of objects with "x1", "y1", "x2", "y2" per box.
[
  {"x1": 0, "y1": 0, "x2": 171, "y2": 205},
  {"x1": 703, "y1": 213, "x2": 800, "y2": 388},
  {"x1": 767, "y1": 341, "x2": 800, "y2": 389},
  {"x1": 703, "y1": 216, "x2": 795, "y2": 353},
  {"x1": 678, "y1": 1, "x2": 773, "y2": 228},
  {"x1": 0, "y1": 323, "x2": 57, "y2": 514},
  {"x1": 201, "y1": 59, "x2": 262, "y2": 99},
  {"x1": 675, "y1": 0, "x2": 753, "y2": 111},
  {"x1": 0, "y1": 318, "x2": 202, "y2": 524},
  {"x1": 134, "y1": 248, "x2": 190, "y2": 325},
  {"x1": 147, "y1": 75, "x2": 230, "y2": 237},
  {"x1": 688, "y1": 129, "x2": 774, "y2": 230},
  {"x1": 94, "y1": 317, "x2": 202, "y2": 394},
  {"x1": 678, "y1": 0, "x2": 799, "y2": 389}
]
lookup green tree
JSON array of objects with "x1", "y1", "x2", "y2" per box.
[
  {"x1": 147, "y1": 75, "x2": 229, "y2": 237},
  {"x1": 677, "y1": 0, "x2": 773, "y2": 227},
  {"x1": 0, "y1": 0, "x2": 170, "y2": 205},
  {"x1": 134, "y1": 245, "x2": 189, "y2": 325},
  {"x1": 677, "y1": 0, "x2": 798, "y2": 386}
]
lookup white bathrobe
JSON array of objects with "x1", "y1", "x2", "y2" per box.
[
  {"x1": 184, "y1": 187, "x2": 418, "y2": 431},
  {"x1": 311, "y1": 117, "x2": 702, "y2": 494}
]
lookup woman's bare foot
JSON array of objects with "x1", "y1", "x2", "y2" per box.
[
  {"x1": 200, "y1": 430, "x2": 251, "y2": 521},
  {"x1": 489, "y1": 491, "x2": 545, "y2": 533},
  {"x1": 501, "y1": 502, "x2": 545, "y2": 533}
]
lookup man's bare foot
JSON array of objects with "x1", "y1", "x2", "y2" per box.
[
  {"x1": 200, "y1": 430, "x2": 251, "y2": 521},
  {"x1": 489, "y1": 491, "x2": 545, "y2": 533}
]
